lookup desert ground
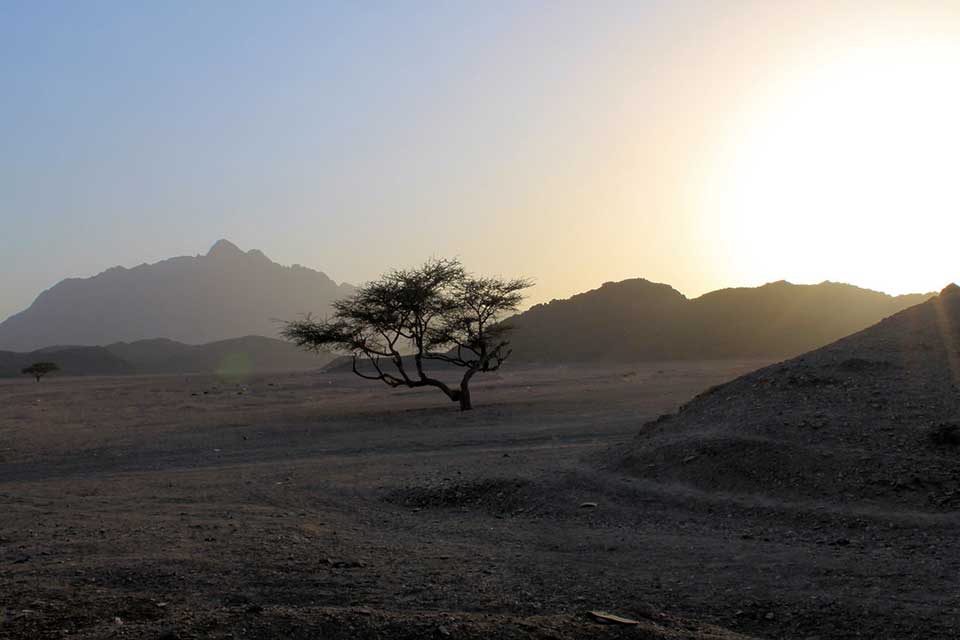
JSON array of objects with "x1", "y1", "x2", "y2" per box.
[{"x1": 1, "y1": 362, "x2": 955, "y2": 639}]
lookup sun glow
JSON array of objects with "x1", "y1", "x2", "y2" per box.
[{"x1": 699, "y1": 39, "x2": 960, "y2": 294}]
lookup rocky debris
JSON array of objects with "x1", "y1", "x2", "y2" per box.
[
  {"x1": 323, "y1": 558, "x2": 367, "y2": 569},
  {"x1": 0, "y1": 601, "x2": 752, "y2": 640},
  {"x1": 384, "y1": 478, "x2": 531, "y2": 515},
  {"x1": 836, "y1": 358, "x2": 897, "y2": 373},
  {"x1": 615, "y1": 285, "x2": 960, "y2": 511}
]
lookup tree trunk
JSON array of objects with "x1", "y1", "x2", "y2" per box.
[
  {"x1": 34, "y1": 375, "x2": 40, "y2": 383},
  {"x1": 458, "y1": 368, "x2": 477, "y2": 411}
]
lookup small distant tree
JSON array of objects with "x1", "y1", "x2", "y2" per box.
[
  {"x1": 22, "y1": 362, "x2": 59, "y2": 382},
  {"x1": 283, "y1": 258, "x2": 531, "y2": 411}
]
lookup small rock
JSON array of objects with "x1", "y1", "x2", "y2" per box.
[
  {"x1": 633, "y1": 602, "x2": 659, "y2": 619},
  {"x1": 332, "y1": 559, "x2": 366, "y2": 568},
  {"x1": 579, "y1": 502, "x2": 598, "y2": 509},
  {"x1": 588, "y1": 611, "x2": 639, "y2": 625}
]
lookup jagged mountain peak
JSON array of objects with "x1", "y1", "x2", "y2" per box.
[
  {"x1": 0, "y1": 242, "x2": 354, "y2": 351},
  {"x1": 940, "y1": 282, "x2": 960, "y2": 297},
  {"x1": 207, "y1": 239, "x2": 245, "y2": 257}
]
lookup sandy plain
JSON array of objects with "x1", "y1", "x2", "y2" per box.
[{"x1": 2, "y1": 361, "x2": 953, "y2": 639}]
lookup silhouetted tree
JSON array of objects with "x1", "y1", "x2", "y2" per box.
[
  {"x1": 283, "y1": 258, "x2": 531, "y2": 410},
  {"x1": 22, "y1": 362, "x2": 59, "y2": 382}
]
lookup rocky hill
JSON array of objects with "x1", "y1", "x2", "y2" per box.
[
  {"x1": 0, "y1": 240, "x2": 354, "y2": 351},
  {"x1": 107, "y1": 335, "x2": 331, "y2": 375},
  {"x1": 506, "y1": 279, "x2": 932, "y2": 362},
  {"x1": 0, "y1": 335, "x2": 331, "y2": 378},
  {"x1": 614, "y1": 284, "x2": 960, "y2": 510},
  {"x1": 0, "y1": 346, "x2": 133, "y2": 378}
]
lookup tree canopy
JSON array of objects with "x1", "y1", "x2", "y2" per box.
[{"x1": 283, "y1": 258, "x2": 531, "y2": 410}]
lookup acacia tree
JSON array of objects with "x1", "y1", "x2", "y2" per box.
[
  {"x1": 282, "y1": 259, "x2": 531, "y2": 410},
  {"x1": 22, "y1": 362, "x2": 59, "y2": 382}
]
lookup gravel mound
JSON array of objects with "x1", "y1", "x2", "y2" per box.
[{"x1": 616, "y1": 284, "x2": 960, "y2": 511}]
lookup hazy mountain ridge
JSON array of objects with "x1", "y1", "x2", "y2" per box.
[
  {"x1": 1, "y1": 241, "x2": 934, "y2": 364},
  {"x1": 0, "y1": 346, "x2": 134, "y2": 378},
  {"x1": 0, "y1": 240, "x2": 354, "y2": 351},
  {"x1": 506, "y1": 278, "x2": 933, "y2": 362},
  {"x1": 0, "y1": 335, "x2": 331, "y2": 378}
]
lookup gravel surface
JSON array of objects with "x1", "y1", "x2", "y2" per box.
[{"x1": 2, "y1": 349, "x2": 952, "y2": 638}]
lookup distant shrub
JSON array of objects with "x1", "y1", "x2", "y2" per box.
[{"x1": 22, "y1": 362, "x2": 59, "y2": 382}]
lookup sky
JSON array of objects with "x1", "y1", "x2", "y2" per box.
[{"x1": 3, "y1": 1, "x2": 960, "y2": 321}]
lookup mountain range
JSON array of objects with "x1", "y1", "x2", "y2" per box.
[
  {"x1": 0, "y1": 241, "x2": 937, "y2": 370},
  {"x1": 0, "y1": 240, "x2": 354, "y2": 351},
  {"x1": 0, "y1": 335, "x2": 331, "y2": 378},
  {"x1": 504, "y1": 278, "x2": 933, "y2": 362}
]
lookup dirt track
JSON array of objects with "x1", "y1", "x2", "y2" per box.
[{"x1": 1, "y1": 362, "x2": 955, "y2": 638}]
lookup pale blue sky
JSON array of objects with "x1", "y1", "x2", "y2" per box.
[{"x1": 3, "y1": 1, "x2": 959, "y2": 321}]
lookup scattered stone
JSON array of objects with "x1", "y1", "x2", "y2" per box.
[
  {"x1": 588, "y1": 611, "x2": 640, "y2": 625},
  {"x1": 332, "y1": 559, "x2": 366, "y2": 568},
  {"x1": 632, "y1": 602, "x2": 659, "y2": 620}
]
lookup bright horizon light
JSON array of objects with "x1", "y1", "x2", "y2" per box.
[
  {"x1": 698, "y1": 37, "x2": 960, "y2": 296},
  {"x1": 3, "y1": 3, "x2": 960, "y2": 321}
]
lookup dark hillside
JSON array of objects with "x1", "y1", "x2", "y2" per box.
[
  {"x1": 507, "y1": 279, "x2": 930, "y2": 362},
  {"x1": 614, "y1": 284, "x2": 960, "y2": 510}
]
